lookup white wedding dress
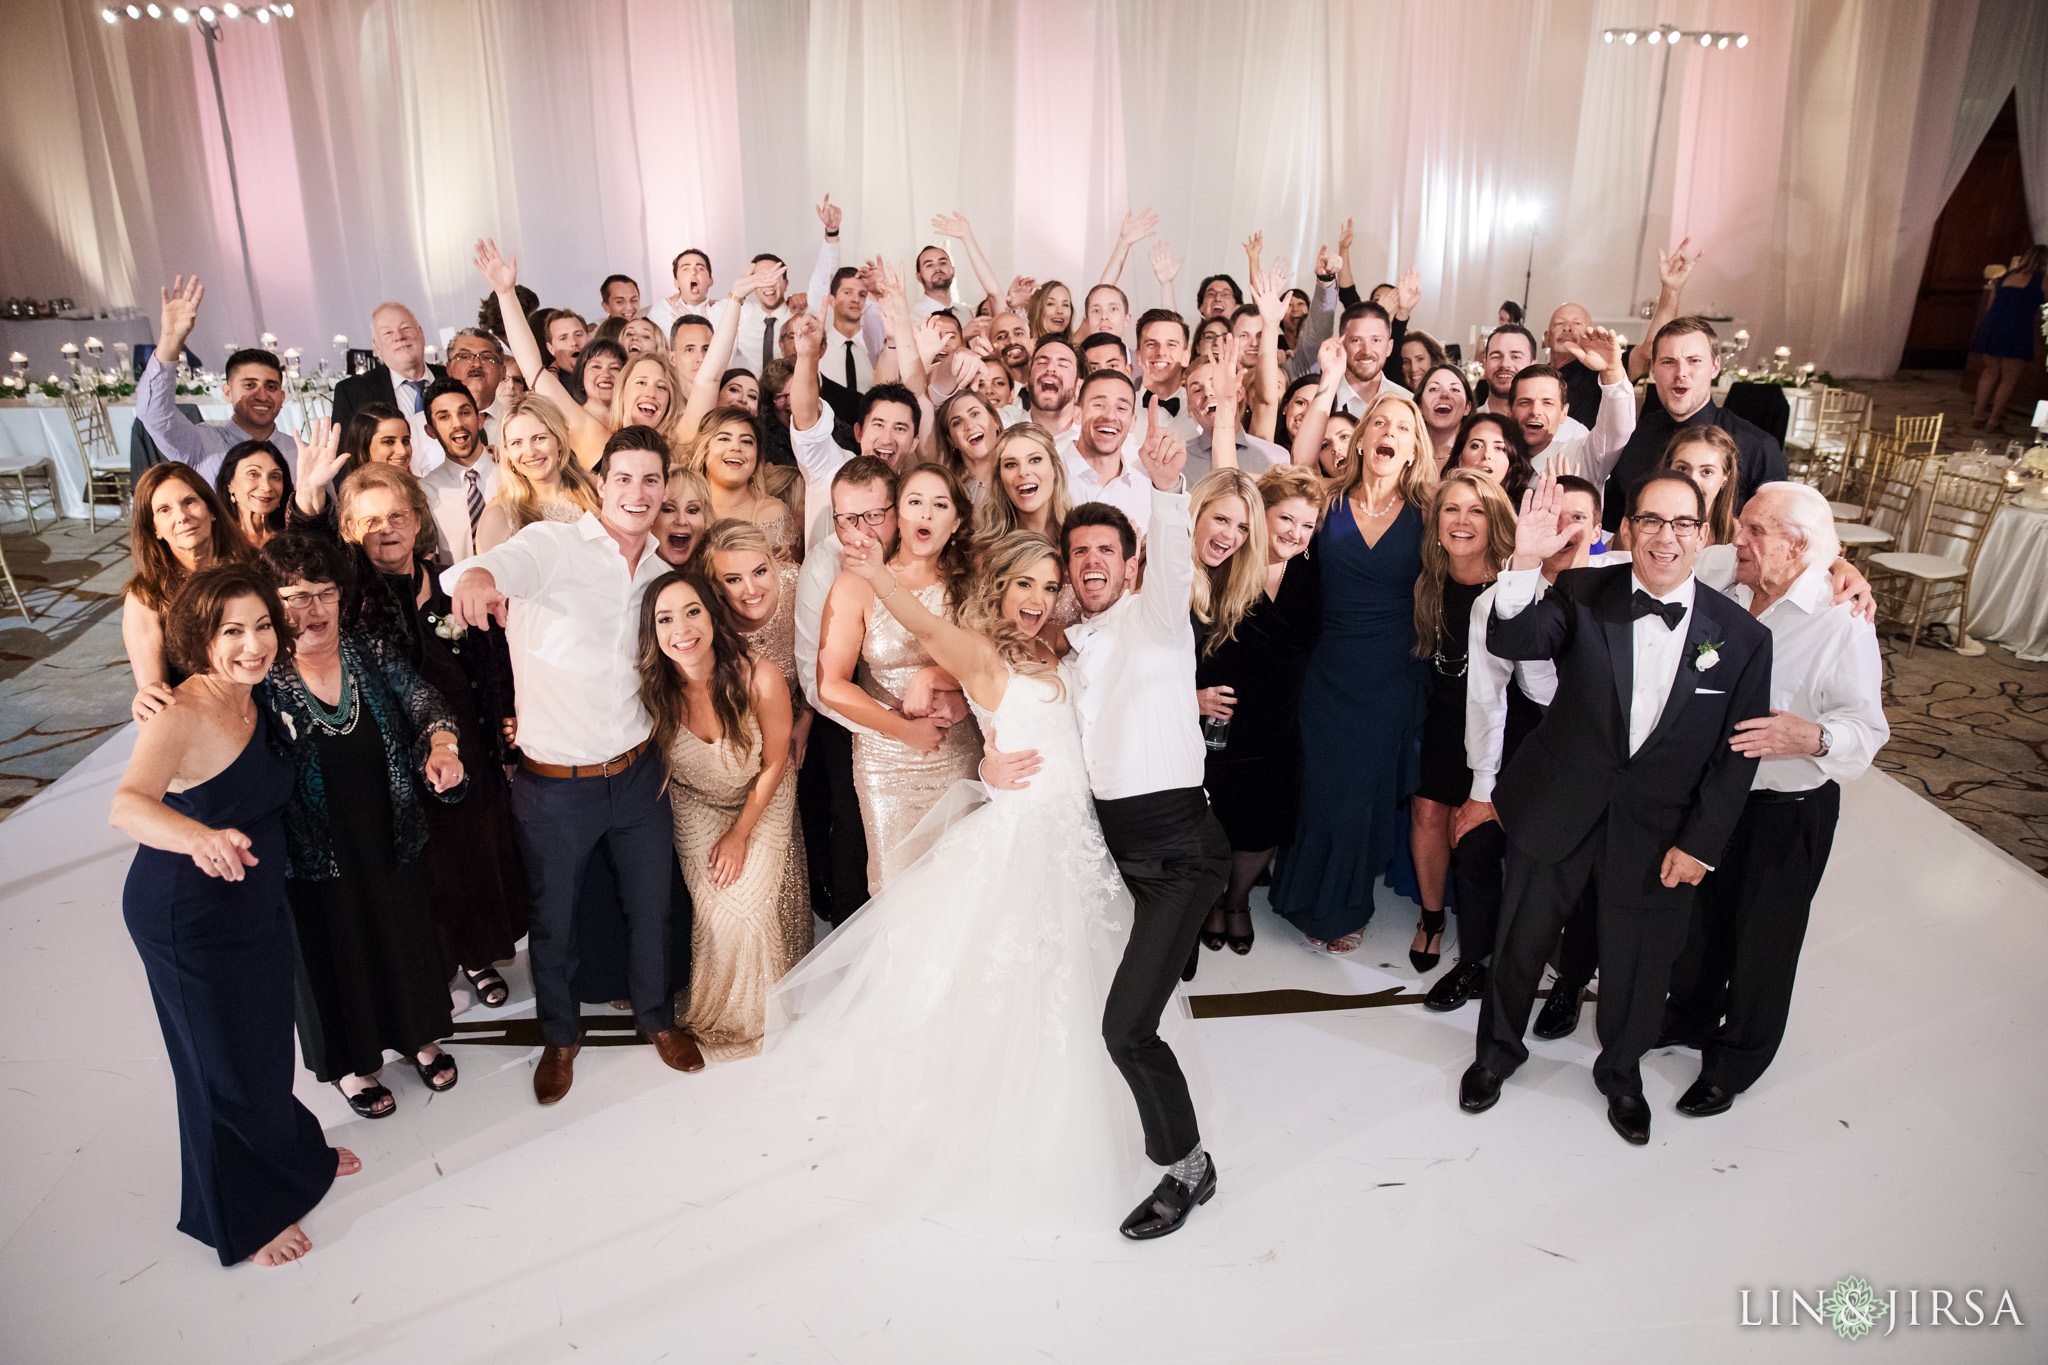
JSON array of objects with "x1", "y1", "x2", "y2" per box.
[{"x1": 764, "y1": 662, "x2": 1190, "y2": 1223}]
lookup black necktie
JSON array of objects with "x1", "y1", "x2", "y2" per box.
[
  {"x1": 1630, "y1": 589, "x2": 1686, "y2": 630},
  {"x1": 843, "y1": 338, "x2": 858, "y2": 393},
  {"x1": 1153, "y1": 394, "x2": 1180, "y2": 417},
  {"x1": 763, "y1": 316, "x2": 777, "y2": 366}
]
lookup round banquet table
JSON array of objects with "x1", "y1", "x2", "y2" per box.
[{"x1": 1966, "y1": 502, "x2": 2048, "y2": 662}]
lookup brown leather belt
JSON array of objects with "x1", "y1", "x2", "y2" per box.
[{"x1": 519, "y1": 739, "x2": 651, "y2": 780}]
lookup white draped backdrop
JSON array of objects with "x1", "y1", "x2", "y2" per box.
[{"x1": 4, "y1": 0, "x2": 2045, "y2": 379}]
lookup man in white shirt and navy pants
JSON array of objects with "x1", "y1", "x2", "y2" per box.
[
  {"x1": 445, "y1": 428, "x2": 706, "y2": 1103},
  {"x1": 1659, "y1": 483, "x2": 1887, "y2": 1117},
  {"x1": 987, "y1": 425, "x2": 1230, "y2": 1240}
]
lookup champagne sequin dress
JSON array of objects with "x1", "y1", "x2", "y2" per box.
[{"x1": 850, "y1": 582, "x2": 984, "y2": 892}]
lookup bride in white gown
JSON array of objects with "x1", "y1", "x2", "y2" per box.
[{"x1": 765, "y1": 530, "x2": 1190, "y2": 1222}]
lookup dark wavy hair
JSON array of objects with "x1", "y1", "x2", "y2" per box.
[
  {"x1": 127, "y1": 462, "x2": 253, "y2": 613},
  {"x1": 1450, "y1": 410, "x2": 1533, "y2": 507},
  {"x1": 164, "y1": 562, "x2": 296, "y2": 677},
  {"x1": 340, "y1": 400, "x2": 409, "y2": 483},
  {"x1": 887, "y1": 461, "x2": 975, "y2": 616},
  {"x1": 211, "y1": 439, "x2": 295, "y2": 539},
  {"x1": 259, "y1": 528, "x2": 357, "y2": 598},
  {"x1": 636, "y1": 567, "x2": 757, "y2": 754}
]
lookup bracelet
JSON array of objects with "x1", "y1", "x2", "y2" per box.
[{"x1": 432, "y1": 739, "x2": 459, "y2": 755}]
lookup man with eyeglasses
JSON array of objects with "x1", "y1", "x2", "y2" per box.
[
  {"x1": 1601, "y1": 315, "x2": 1785, "y2": 533},
  {"x1": 1458, "y1": 470, "x2": 1771, "y2": 1147},
  {"x1": 443, "y1": 328, "x2": 508, "y2": 448}
]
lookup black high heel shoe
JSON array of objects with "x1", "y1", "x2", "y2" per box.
[
  {"x1": 1223, "y1": 908, "x2": 1254, "y2": 955},
  {"x1": 1409, "y1": 908, "x2": 1446, "y2": 972},
  {"x1": 1199, "y1": 904, "x2": 1227, "y2": 952}
]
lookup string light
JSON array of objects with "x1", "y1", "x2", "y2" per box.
[
  {"x1": 1603, "y1": 26, "x2": 1748, "y2": 49},
  {"x1": 100, "y1": 0, "x2": 293, "y2": 23}
]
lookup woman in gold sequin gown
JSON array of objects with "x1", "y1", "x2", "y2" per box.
[
  {"x1": 818, "y1": 464, "x2": 984, "y2": 892},
  {"x1": 637, "y1": 568, "x2": 806, "y2": 1062}
]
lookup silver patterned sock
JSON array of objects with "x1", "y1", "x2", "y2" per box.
[{"x1": 1168, "y1": 1143, "x2": 1207, "y2": 1188}]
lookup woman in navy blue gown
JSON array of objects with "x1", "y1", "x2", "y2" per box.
[
  {"x1": 110, "y1": 563, "x2": 357, "y2": 1267},
  {"x1": 1273, "y1": 394, "x2": 1437, "y2": 952}
]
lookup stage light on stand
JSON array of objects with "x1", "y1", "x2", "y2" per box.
[
  {"x1": 198, "y1": 6, "x2": 214, "y2": 22},
  {"x1": 256, "y1": 7, "x2": 267, "y2": 19},
  {"x1": 148, "y1": 3, "x2": 161, "y2": 13},
  {"x1": 127, "y1": 5, "x2": 142, "y2": 16},
  {"x1": 222, "y1": 3, "x2": 238, "y2": 16},
  {"x1": 1603, "y1": 29, "x2": 1615, "y2": 42},
  {"x1": 102, "y1": 8, "x2": 119, "y2": 22},
  {"x1": 1624, "y1": 30, "x2": 1637, "y2": 44},
  {"x1": 1647, "y1": 29, "x2": 1661, "y2": 43}
]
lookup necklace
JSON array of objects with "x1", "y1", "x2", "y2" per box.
[
  {"x1": 1353, "y1": 490, "x2": 1400, "y2": 519},
  {"x1": 301, "y1": 655, "x2": 361, "y2": 736}
]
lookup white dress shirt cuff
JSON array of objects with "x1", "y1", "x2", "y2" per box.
[{"x1": 1491, "y1": 567, "x2": 1545, "y2": 619}]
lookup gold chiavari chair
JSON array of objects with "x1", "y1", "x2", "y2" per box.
[
  {"x1": 1829, "y1": 430, "x2": 1883, "y2": 522},
  {"x1": 59, "y1": 389, "x2": 133, "y2": 531},
  {"x1": 0, "y1": 449, "x2": 56, "y2": 533},
  {"x1": 1864, "y1": 470, "x2": 2004, "y2": 657},
  {"x1": 1809, "y1": 387, "x2": 1869, "y2": 493},
  {"x1": 1833, "y1": 434, "x2": 1902, "y2": 564},
  {"x1": 1893, "y1": 412, "x2": 1944, "y2": 462},
  {"x1": 0, "y1": 526, "x2": 33, "y2": 620}
]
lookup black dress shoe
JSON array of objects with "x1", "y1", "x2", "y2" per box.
[
  {"x1": 1532, "y1": 981, "x2": 1584, "y2": 1040},
  {"x1": 1676, "y1": 1077, "x2": 1735, "y2": 1116},
  {"x1": 1607, "y1": 1092, "x2": 1652, "y2": 1145},
  {"x1": 1425, "y1": 959, "x2": 1486, "y2": 1012},
  {"x1": 1181, "y1": 942, "x2": 1200, "y2": 982},
  {"x1": 1119, "y1": 1156, "x2": 1216, "y2": 1240},
  {"x1": 1458, "y1": 1062, "x2": 1505, "y2": 1113}
]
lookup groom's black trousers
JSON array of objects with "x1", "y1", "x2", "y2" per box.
[{"x1": 1094, "y1": 786, "x2": 1231, "y2": 1166}]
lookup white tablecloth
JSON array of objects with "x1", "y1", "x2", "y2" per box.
[{"x1": 1967, "y1": 503, "x2": 2048, "y2": 661}]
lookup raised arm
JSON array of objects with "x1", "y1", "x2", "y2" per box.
[
  {"x1": 1568, "y1": 326, "x2": 1636, "y2": 482},
  {"x1": 1150, "y1": 240, "x2": 1184, "y2": 313},
  {"x1": 807, "y1": 195, "x2": 844, "y2": 312},
  {"x1": 1335, "y1": 217, "x2": 1357, "y2": 294},
  {"x1": 1134, "y1": 427, "x2": 1196, "y2": 643},
  {"x1": 1248, "y1": 263, "x2": 1289, "y2": 437},
  {"x1": 1097, "y1": 208, "x2": 1158, "y2": 288},
  {"x1": 473, "y1": 238, "x2": 600, "y2": 436},
  {"x1": 786, "y1": 313, "x2": 827, "y2": 434},
  {"x1": 1290, "y1": 338, "x2": 1345, "y2": 466},
  {"x1": 840, "y1": 534, "x2": 1008, "y2": 711},
  {"x1": 870, "y1": 259, "x2": 929, "y2": 398},
  {"x1": 1210, "y1": 333, "x2": 1243, "y2": 471},
  {"x1": 137, "y1": 277, "x2": 214, "y2": 469},
  {"x1": 289, "y1": 419, "x2": 347, "y2": 519},
  {"x1": 1286, "y1": 253, "x2": 1341, "y2": 381},
  {"x1": 679, "y1": 259, "x2": 783, "y2": 437},
  {"x1": 930, "y1": 211, "x2": 1006, "y2": 311},
  {"x1": 1629, "y1": 237, "x2": 1698, "y2": 382}
]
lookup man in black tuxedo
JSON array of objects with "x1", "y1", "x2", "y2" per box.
[
  {"x1": 1601, "y1": 316, "x2": 1784, "y2": 533},
  {"x1": 1459, "y1": 471, "x2": 1772, "y2": 1145},
  {"x1": 332, "y1": 301, "x2": 447, "y2": 436}
]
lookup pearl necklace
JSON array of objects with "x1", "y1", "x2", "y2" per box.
[{"x1": 1353, "y1": 490, "x2": 1400, "y2": 519}]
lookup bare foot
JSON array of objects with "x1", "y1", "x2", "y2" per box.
[
  {"x1": 335, "y1": 1147, "x2": 361, "y2": 1177},
  {"x1": 248, "y1": 1222, "x2": 311, "y2": 1266}
]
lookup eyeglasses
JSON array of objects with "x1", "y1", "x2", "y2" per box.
[
  {"x1": 1628, "y1": 513, "x2": 1702, "y2": 538},
  {"x1": 446, "y1": 349, "x2": 502, "y2": 366},
  {"x1": 278, "y1": 586, "x2": 340, "y2": 609},
  {"x1": 355, "y1": 511, "x2": 416, "y2": 532},
  {"x1": 832, "y1": 508, "x2": 892, "y2": 528}
]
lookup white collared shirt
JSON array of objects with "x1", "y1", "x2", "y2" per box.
[
  {"x1": 1731, "y1": 562, "x2": 1887, "y2": 792},
  {"x1": 1333, "y1": 373, "x2": 1413, "y2": 417},
  {"x1": 1529, "y1": 378, "x2": 1638, "y2": 487},
  {"x1": 1492, "y1": 565, "x2": 1696, "y2": 756},
  {"x1": 420, "y1": 452, "x2": 501, "y2": 566},
  {"x1": 440, "y1": 512, "x2": 668, "y2": 767},
  {"x1": 1063, "y1": 448, "x2": 1157, "y2": 536},
  {"x1": 385, "y1": 368, "x2": 438, "y2": 478},
  {"x1": 820, "y1": 318, "x2": 879, "y2": 392},
  {"x1": 790, "y1": 401, "x2": 853, "y2": 551},
  {"x1": 1063, "y1": 484, "x2": 1205, "y2": 800}
]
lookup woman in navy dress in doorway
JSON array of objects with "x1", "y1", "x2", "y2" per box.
[
  {"x1": 1273, "y1": 394, "x2": 1437, "y2": 952},
  {"x1": 109, "y1": 564, "x2": 358, "y2": 1267},
  {"x1": 1968, "y1": 244, "x2": 2045, "y2": 432}
]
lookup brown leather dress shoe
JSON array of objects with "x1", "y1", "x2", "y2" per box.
[
  {"x1": 644, "y1": 1028, "x2": 706, "y2": 1073},
  {"x1": 534, "y1": 1044, "x2": 580, "y2": 1104}
]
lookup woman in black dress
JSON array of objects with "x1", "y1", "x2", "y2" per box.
[
  {"x1": 110, "y1": 564, "x2": 357, "y2": 1267},
  {"x1": 330, "y1": 462, "x2": 530, "y2": 1009},
  {"x1": 1193, "y1": 464, "x2": 1325, "y2": 955},
  {"x1": 260, "y1": 532, "x2": 467, "y2": 1120},
  {"x1": 1408, "y1": 470, "x2": 1518, "y2": 975}
]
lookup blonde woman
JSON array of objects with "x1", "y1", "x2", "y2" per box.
[
  {"x1": 974, "y1": 424, "x2": 1078, "y2": 633},
  {"x1": 653, "y1": 464, "x2": 713, "y2": 568},
  {"x1": 1192, "y1": 464, "x2": 1325, "y2": 958},
  {"x1": 682, "y1": 407, "x2": 800, "y2": 563},
  {"x1": 473, "y1": 393, "x2": 602, "y2": 553},
  {"x1": 1407, "y1": 469, "x2": 1517, "y2": 979},
  {"x1": 935, "y1": 388, "x2": 1002, "y2": 500},
  {"x1": 607, "y1": 354, "x2": 680, "y2": 447},
  {"x1": 1026, "y1": 280, "x2": 1077, "y2": 342},
  {"x1": 1273, "y1": 392, "x2": 1438, "y2": 953}
]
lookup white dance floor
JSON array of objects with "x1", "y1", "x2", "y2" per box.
[{"x1": 2, "y1": 730, "x2": 2042, "y2": 1363}]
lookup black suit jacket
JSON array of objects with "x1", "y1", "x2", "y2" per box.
[
  {"x1": 331, "y1": 363, "x2": 447, "y2": 433},
  {"x1": 1487, "y1": 564, "x2": 1771, "y2": 906},
  {"x1": 1602, "y1": 398, "x2": 1787, "y2": 532}
]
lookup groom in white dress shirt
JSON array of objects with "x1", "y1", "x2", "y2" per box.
[{"x1": 984, "y1": 424, "x2": 1230, "y2": 1241}]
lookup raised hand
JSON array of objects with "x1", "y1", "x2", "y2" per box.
[
  {"x1": 872, "y1": 258, "x2": 908, "y2": 305},
  {"x1": 941, "y1": 347, "x2": 981, "y2": 396},
  {"x1": 1005, "y1": 274, "x2": 1037, "y2": 311},
  {"x1": 732, "y1": 258, "x2": 786, "y2": 301},
  {"x1": 158, "y1": 275, "x2": 205, "y2": 350},
  {"x1": 930, "y1": 210, "x2": 973, "y2": 240},
  {"x1": 1395, "y1": 266, "x2": 1421, "y2": 317},
  {"x1": 1252, "y1": 263, "x2": 1290, "y2": 323},
  {"x1": 1314, "y1": 244, "x2": 1337, "y2": 280},
  {"x1": 1337, "y1": 217, "x2": 1355, "y2": 256},
  {"x1": 816, "y1": 193, "x2": 843, "y2": 237},
  {"x1": 1149, "y1": 240, "x2": 1183, "y2": 284},
  {"x1": 1656, "y1": 236, "x2": 1700, "y2": 294},
  {"x1": 1243, "y1": 229, "x2": 1264, "y2": 272},
  {"x1": 1512, "y1": 474, "x2": 1578, "y2": 567},
  {"x1": 189, "y1": 824, "x2": 258, "y2": 882},
  {"x1": 1315, "y1": 335, "x2": 1346, "y2": 382},
  {"x1": 1137, "y1": 423, "x2": 1187, "y2": 492},
  {"x1": 296, "y1": 418, "x2": 349, "y2": 489},
  {"x1": 1575, "y1": 325, "x2": 1624, "y2": 376},
  {"x1": 784, "y1": 291, "x2": 809, "y2": 317},
  {"x1": 789, "y1": 313, "x2": 825, "y2": 362},
  {"x1": 840, "y1": 525, "x2": 888, "y2": 584},
  {"x1": 915, "y1": 314, "x2": 948, "y2": 367},
  {"x1": 473, "y1": 237, "x2": 518, "y2": 294},
  {"x1": 1118, "y1": 208, "x2": 1158, "y2": 247}
]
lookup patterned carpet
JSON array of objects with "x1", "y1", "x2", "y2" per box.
[{"x1": 4, "y1": 369, "x2": 2044, "y2": 875}]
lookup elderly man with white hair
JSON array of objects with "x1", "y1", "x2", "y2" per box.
[
  {"x1": 331, "y1": 301, "x2": 447, "y2": 471},
  {"x1": 1659, "y1": 481, "x2": 1888, "y2": 1118}
]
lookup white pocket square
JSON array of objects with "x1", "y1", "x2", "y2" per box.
[{"x1": 1697, "y1": 688, "x2": 1726, "y2": 695}]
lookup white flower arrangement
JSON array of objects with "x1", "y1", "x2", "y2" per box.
[{"x1": 430, "y1": 613, "x2": 466, "y2": 642}]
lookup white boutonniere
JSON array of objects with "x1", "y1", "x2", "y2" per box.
[
  {"x1": 276, "y1": 708, "x2": 297, "y2": 740},
  {"x1": 1694, "y1": 639, "x2": 1722, "y2": 672},
  {"x1": 429, "y1": 613, "x2": 466, "y2": 642}
]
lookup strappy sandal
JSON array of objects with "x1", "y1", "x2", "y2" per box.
[
  {"x1": 334, "y1": 1078, "x2": 396, "y2": 1119},
  {"x1": 464, "y1": 966, "x2": 510, "y2": 1007},
  {"x1": 1326, "y1": 930, "x2": 1365, "y2": 955},
  {"x1": 411, "y1": 1050, "x2": 459, "y2": 1093}
]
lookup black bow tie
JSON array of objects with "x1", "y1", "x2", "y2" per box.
[
  {"x1": 1152, "y1": 395, "x2": 1180, "y2": 417},
  {"x1": 1630, "y1": 589, "x2": 1686, "y2": 630}
]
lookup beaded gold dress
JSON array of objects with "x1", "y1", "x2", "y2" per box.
[
  {"x1": 850, "y1": 582, "x2": 984, "y2": 892},
  {"x1": 668, "y1": 583, "x2": 812, "y2": 1060}
]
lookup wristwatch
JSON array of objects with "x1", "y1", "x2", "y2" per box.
[{"x1": 1812, "y1": 725, "x2": 1831, "y2": 758}]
